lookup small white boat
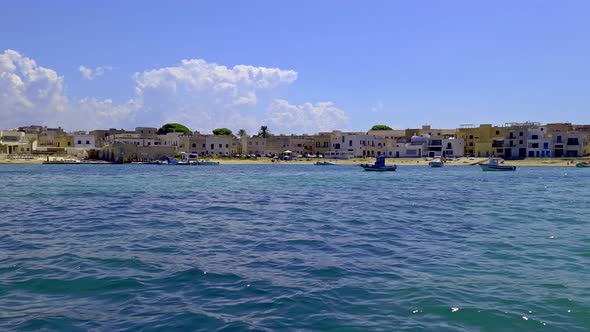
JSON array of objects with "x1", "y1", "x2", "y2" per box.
[
  {"x1": 480, "y1": 158, "x2": 516, "y2": 171},
  {"x1": 315, "y1": 161, "x2": 336, "y2": 165},
  {"x1": 429, "y1": 157, "x2": 444, "y2": 168}
]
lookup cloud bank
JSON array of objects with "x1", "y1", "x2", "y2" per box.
[{"x1": 0, "y1": 49, "x2": 348, "y2": 133}]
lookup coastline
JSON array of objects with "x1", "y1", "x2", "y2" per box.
[{"x1": 1, "y1": 157, "x2": 588, "y2": 167}]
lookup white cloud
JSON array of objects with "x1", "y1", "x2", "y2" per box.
[
  {"x1": 267, "y1": 99, "x2": 349, "y2": 134},
  {"x1": 0, "y1": 50, "x2": 129, "y2": 129},
  {"x1": 1, "y1": 50, "x2": 348, "y2": 134},
  {"x1": 0, "y1": 49, "x2": 69, "y2": 128},
  {"x1": 78, "y1": 65, "x2": 112, "y2": 80},
  {"x1": 130, "y1": 58, "x2": 298, "y2": 132}
]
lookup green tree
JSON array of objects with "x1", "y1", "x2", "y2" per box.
[
  {"x1": 212, "y1": 128, "x2": 233, "y2": 136},
  {"x1": 157, "y1": 123, "x2": 192, "y2": 135},
  {"x1": 258, "y1": 125, "x2": 270, "y2": 138},
  {"x1": 370, "y1": 125, "x2": 393, "y2": 131},
  {"x1": 237, "y1": 129, "x2": 248, "y2": 138}
]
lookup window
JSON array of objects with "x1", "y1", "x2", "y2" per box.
[
  {"x1": 519, "y1": 140, "x2": 523, "y2": 145},
  {"x1": 557, "y1": 136, "x2": 562, "y2": 143},
  {"x1": 86, "y1": 140, "x2": 90, "y2": 144},
  {"x1": 77, "y1": 140, "x2": 82, "y2": 144},
  {"x1": 342, "y1": 136, "x2": 345, "y2": 143},
  {"x1": 219, "y1": 144, "x2": 222, "y2": 148},
  {"x1": 202, "y1": 144, "x2": 206, "y2": 148},
  {"x1": 323, "y1": 142, "x2": 329, "y2": 148},
  {"x1": 226, "y1": 144, "x2": 229, "y2": 148},
  {"x1": 496, "y1": 131, "x2": 500, "y2": 135},
  {"x1": 349, "y1": 140, "x2": 353, "y2": 147},
  {"x1": 334, "y1": 143, "x2": 341, "y2": 149},
  {"x1": 531, "y1": 135, "x2": 539, "y2": 140},
  {"x1": 316, "y1": 142, "x2": 320, "y2": 148},
  {"x1": 211, "y1": 144, "x2": 214, "y2": 149},
  {"x1": 192, "y1": 143, "x2": 196, "y2": 148},
  {"x1": 543, "y1": 142, "x2": 549, "y2": 149},
  {"x1": 519, "y1": 132, "x2": 523, "y2": 137}
]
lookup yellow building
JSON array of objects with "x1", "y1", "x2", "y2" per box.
[
  {"x1": 311, "y1": 133, "x2": 332, "y2": 155},
  {"x1": 54, "y1": 135, "x2": 74, "y2": 148},
  {"x1": 457, "y1": 124, "x2": 505, "y2": 157}
]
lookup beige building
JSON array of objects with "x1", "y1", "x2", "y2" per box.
[{"x1": 457, "y1": 124, "x2": 505, "y2": 157}]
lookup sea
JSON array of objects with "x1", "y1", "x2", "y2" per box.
[{"x1": 1, "y1": 164, "x2": 589, "y2": 331}]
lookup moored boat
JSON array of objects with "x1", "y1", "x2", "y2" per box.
[
  {"x1": 315, "y1": 161, "x2": 336, "y2": 165},
  {"x1": 480, "y1": 158, "x2": 516, "y2": 171},
  {"x1": 361, "y1": 157, "x2": 397, "y2": 171},
  {"x1": 576, "y1": 162, "x2": 590, "y2": 168},
  {"x1": 429, "y1": 157, "x2": 444, "y2": 168}
]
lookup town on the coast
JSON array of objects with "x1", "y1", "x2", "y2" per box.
[{"x1": 1, "y1": 122, "x2": 590, "y2": 167}]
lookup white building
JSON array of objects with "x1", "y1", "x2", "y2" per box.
[
  {"x1": 0, "y1": 130, "x2": 29, "y2": 154},
  {"x1": 73, "y1": 134, "x2": 96, "y2": 148}
]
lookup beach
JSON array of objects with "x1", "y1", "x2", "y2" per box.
[{"x1": 2, "y1": 156, "x2": 588, "y2": 167}]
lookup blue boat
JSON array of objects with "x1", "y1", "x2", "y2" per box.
[{"x1": 361, "y1": 156, "x2": 397, "y2": 171}]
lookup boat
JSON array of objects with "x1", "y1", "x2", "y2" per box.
[
  {"x1": 429, "y1": 157, "x2": 444, "y2": 168},
  {"x1": 360, "y1": 157, "x2": 397, "y2": 171},
  {"x1": 157, "y1": 157, "x2": 178, "y2": 165},
  {"x1": 315, "y1": 161, "x2": 336, "y2": 165},
  {"x1": 576, "y1": 162, "x2": 590, "y2": 168},
  {"x1": 480, "y1": 158, "x2": 516, "y2": 171}
]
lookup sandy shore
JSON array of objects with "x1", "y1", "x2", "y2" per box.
[
  {"x1": 2, "y1": 157, "x2": 589, "y2": 167},
  {"x1": 202, "y1": 157, "x2": 590, "y2": 167}
]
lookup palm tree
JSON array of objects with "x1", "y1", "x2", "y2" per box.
[
  {"x1": 237, "y1": 129, "x2": 248, "y2": 138},
  {"x1": 259, "y1": 125, "x2": 270, "y2": 138}
]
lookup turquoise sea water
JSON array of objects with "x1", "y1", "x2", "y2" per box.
[{"x1": 1, "y1": 164, "x2": 589, "y2": 331}]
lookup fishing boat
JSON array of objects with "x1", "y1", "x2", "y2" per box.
[
  {"x1": 315, "y1": 161, "x2": 336, "y2": 165},
  {"x1": 576, "y1": 162, "x2": 590, "y2": 168},
  {"x1": 361, "y1": 157, "x2": 397, "y2": 171},
  {"x1": 429, "y1": 157, "x2": 444, "y2": 168},
  {"x1": 178, "y1": 152, "x2": 199, "y2": 165},
  {"x1": 157, "y1": 157, "x2": 178, "y2": 165},
  {"x1": 480, "y1": 158, "x2": 516, "y2": 171}
]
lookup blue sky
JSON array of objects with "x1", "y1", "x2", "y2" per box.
[{"x1": 1, "y1": 1, "x2": 590, "y2": 133}]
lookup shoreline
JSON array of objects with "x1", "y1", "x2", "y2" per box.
[{"x1": 1, "y1": 157, "x2": 588, "y2": 167}]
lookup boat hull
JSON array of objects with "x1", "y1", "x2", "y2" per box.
[
  {"x1": 361, "y1": 165, "x2": 397, "y2": 171},
  {"x1": 576, "y1": 163, "x2": 590, "y2": 168},
  {"x1": 480, "y1": 164, "x2": 516, "y2": 171},
  {"x1": 429, "y1": 162, "x2": 444, "y2": 168}
]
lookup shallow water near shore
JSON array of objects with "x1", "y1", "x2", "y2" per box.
[{"x1": 1, "y1": 164, "x2": 589, "y2": 331}]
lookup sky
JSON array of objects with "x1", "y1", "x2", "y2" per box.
[{"x1": 1, "y1": 0, "x2": 590, "y2": 134}]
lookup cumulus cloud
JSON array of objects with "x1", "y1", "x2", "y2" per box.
[
  {"x1": 0, "y1": 50, "x2": 129, "y2": 129},
  {"x1": 0, "y1": 49, "x2": 68, "y2": 128},
  {"x1": 267, "y1": 99, "x2": 349, "y2": 134},
  {"x1": 130, "y1": 59, "x2": 298, "y2": 132},
  {"x1": 79, "y1": 65, "x2": 112, "y2": 80},
  {"x1": 1, "y1": 50, "x2": 348, "y2": 134}
]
